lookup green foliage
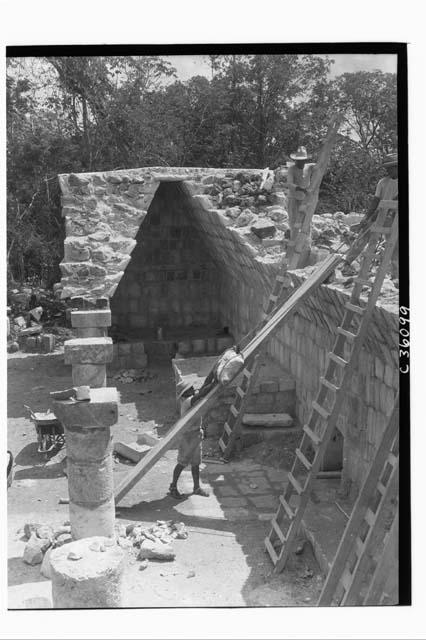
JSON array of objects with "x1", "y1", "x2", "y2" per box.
[{"x1": 6, "y1": 56, "x2": 397, "y2": 286}]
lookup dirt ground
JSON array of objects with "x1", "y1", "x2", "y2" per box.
[{"x1": 7, "y1": 351, "x2": 325, "y2": 609}]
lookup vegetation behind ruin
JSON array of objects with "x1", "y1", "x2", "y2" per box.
[{"x1": 6, "y1": 55, "x2": 397, "y2": 286}]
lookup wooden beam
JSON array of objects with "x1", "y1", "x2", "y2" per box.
[{"x1": 114, "y1": 252, "x2": 342, "y2": 504}]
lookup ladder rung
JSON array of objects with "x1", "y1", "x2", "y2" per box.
[
  {"x1": 223, "y1": 422, "x2": 232, "y2": 436},
  {"x1": 236, "y1": 387, "x2": 245, "y2": 398},
  {"x1": 271, "y1": 518, "x2": 286, "y2": 544},
  {"x1": 388, "y1": 453, "x2": 398, "y2": 467},
  {"x1": 264, "y1": 536, "x2": 278, "y2": 565},
  {"x1": 295, "y1": 448, "x2": 312, "y2": 470},
  {"x1": 355, "y1": 536, "x2": 365, "y2": 557},
  {"x1": 269, "y1": 294, "x2": 278, "y2": 302},
  {"x1": 303, "y1": 424, "x2": 321, "y2": 447},
  {"x1": 377, "y1": 481, "x2": 386, "y2": 495},
  {"x1": 345, "y1": 302, "x2": 365, "y2": 315},
  {"x1": 276, "y1": 275, "x2": 285, "y2": 283},
  {"x1": 279, "y1": 496, "x2": 295, "y2": 520},
  {"x1": 340, "y1": 570, "x2": 353, "y2": 592},
  {"x1": 337, "y1": 327, "x2": 357, "y2": 341},
  {"x1": 328, "y1": 352, "x2": 348, "y2": 367},
  {"x1": 320, "y1": 376, "x2": 340, "y2": 393},
  {"x1": 218, "y1": 438, "x2": 226, "y2": 452},
  {"x1": 312, "y1": 400, "x2": 330, "y2": 420},
  {"x1": 242, "y1": 368, "x2": 253, "y2": 378},
  {"x1": 230, "y1": 405, "x2": 239, "y2": 418},
  {"x1": 365, "y1": 508, "x2": 376, "y2": 528},
  {"x1": 287, "y1": 472, "x2": 304, "y2": 495}
]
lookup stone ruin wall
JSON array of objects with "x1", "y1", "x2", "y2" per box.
[
  {"x1": 58, "y1": 166, "x2": 399, "y2": 494},
  {"x1": 219, "y1": 271, "x2": 399, "y2": 493}
]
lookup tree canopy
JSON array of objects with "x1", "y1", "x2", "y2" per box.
[{"x1": 6, "y1": 55, "x2": 397, "y2": 285}]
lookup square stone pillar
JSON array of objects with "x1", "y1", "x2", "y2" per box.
[
  {"x1": 67, "y1": 302, "x2": 112, "y2": 388},
  {"x1": 53, "y1": 387, "x2": 118, "y2": 540}
]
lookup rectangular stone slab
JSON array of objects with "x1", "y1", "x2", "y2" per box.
[
  {"x1": 64, "y1": 337, "x2": 113, "y2": 365},
  {"x1": 242, "y1": 413, "x2": 294, "y2": 428},
  {"x1": 53, "y1": 387, "x2": 118, "y2": 427},
  {"x1": 71, "y1": 310, "x2": 111, "y2": 328}
]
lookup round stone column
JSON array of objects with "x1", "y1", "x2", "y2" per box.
[
  {"x1": 50, "y1": 536, "x2": 125, "y2": 608},
  {"x1": 53, "y1": 387, "x2": 118, "y2": 539}
]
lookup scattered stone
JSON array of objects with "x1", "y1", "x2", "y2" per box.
[
  {"x1": 171, "y1": 522, "x2": 188, "y2": 540},
  {"x1": 138, "y1": 540, "x2": 175, "y2": 562},
  {"x1": 24, "y1": 523, "x2": 41, "y2": 540},
  {"x1": 36, "y1": 524, "x2": 54, "y2": 541},
  {"x1": 234, "y1": 209, "x2": 255, "y2": 228},
  {"x1": 187, "y1": 570, "x2": 196, "y2": 578},
  {"x1": 125, "y1": 523, "x2": 136, "y2": 536},
  {"x1": 23, "y1": 534, "x2": 51, "y2": 565},
  {"x1": 89, "y1": 541, "x2": 102, "y2": 552},
  {"x1": 7, "y1": 341, "x2": 19, "y2": 353},
  {"x1": 139, "y1": 559, "x2": 149, "y2": 571},
  {"x1": 67, "y1": 551, "x2": 82, "y2": 561},
  {"x1": 250, "y1": 220, "x2": 276, "y2": 239},
  {"x1": 54, "y1": 533, "x2": 73, "y2": 547},
  {"x1": 58, "y1": 498, "x2": 69, "y2": 505}
]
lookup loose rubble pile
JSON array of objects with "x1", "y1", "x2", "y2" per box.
[
  {"x1": 117, "y1": 520, "x2": 188, "y2": 567},
  {"x1": 7, "y1": 285, "x2": 68, "y2": 354},
  {"x1": 20, "y1": 518, "x2": 189, "y2": 576},
  {"x1": 113, "y1": 369, "x2": 158, "y2": 384},
  {"x1": 20, "y1": 522, "x2": 72, "y2": 576}
]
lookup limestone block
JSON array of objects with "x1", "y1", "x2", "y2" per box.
[
  {"x1": 71, "y1": 309, "x2": 111, "y2": 328},
  {"x1": 72, "y1": 364, "x2": 107, "y2": 388},
  {"x1": 114, "y1": 441, "x2": 151, "y2": 463},
  {"x1": 242, "y1": 413, "x2": 293, "y2": 428},
  {"x1": 23, "y1": 534, "x2": 51, "y2": 565},
  {"x1": 65, "y1": 337, "x2": 113, "y2": 365},
  {"x1": 50, "y1": 537, "x2": 125, "y2": 608},
  {"x1": 138, "y1": 539, "x2": 175, "y2": 561},
  {"x1": 64, "y1": 238, "x2": 91, "y2": 262},
  {"x1": 68, "y1": 173, "x2": 90, "y2": 187},
  {"x1": 52, "y1": 387, "x2": 118, "y2": 428}
]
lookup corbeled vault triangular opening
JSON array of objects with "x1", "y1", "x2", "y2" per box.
[{"x1": 110, "y1": 182, "x2": 224, "y2": 338}]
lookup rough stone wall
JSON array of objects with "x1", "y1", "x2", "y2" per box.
[
  {"x1": 57, "y1": 166, "x2": 284, "y2": 302},
  {"x1": 218, "y1": 270, "x2": 399, "y2": 492},
  {"x1": 110, "y1": 183, "x2": 220, "y2": 332}
]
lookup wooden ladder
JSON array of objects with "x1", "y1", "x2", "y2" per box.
[
  {"x1": 264, "y1": 203, "x2": 399, "y2": 573},
  {"x1": 218, "y1": 262, "x2": 291, "y2": 459},
  {"x1": 318, "y1": 395, "x2": 399, "y2": 606}
]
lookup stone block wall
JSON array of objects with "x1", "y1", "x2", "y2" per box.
[
  {"x1": 217, "y1": 269, "x2": 399, "y2": 492},
  {"x1": 110, "y1": 183, "x2": 220, "y2": 332}
]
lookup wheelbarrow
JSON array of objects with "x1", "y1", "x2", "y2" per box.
[{"x1": 24, "y1": 405, "x2": 65, "y2": 457}]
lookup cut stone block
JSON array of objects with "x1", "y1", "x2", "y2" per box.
[
  {"x1": 250, "y1": 220, "x2": 276, "y2": 239},
  {"x1": 64, "y1": 337, "x2": 113, "y2": 365},
  {"x1": 242, "y1": 413, "x2": 294, "y2": 428},
  {"x1": 72, "y1": 364, "x2": 107, "y2": 388},
  {"x1": 114, "y1": 441, "x2": 152, "y2": 463},
  {"x1": 41, "y1": 334, "x2": 56, "y2": 353},
  {"x1": 71, "y1": 310, "x2": 111, "y2": 328},
  {"x1": 136, "y1": 432, "x2": 161, "y2": 447},
  {"x1": 52, "y1": 387, "x2": 118, "y2": 427}
]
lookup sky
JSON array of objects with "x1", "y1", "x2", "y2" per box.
[{"x1": 164, "y1": 54, "x2": 397, "y2": 81}]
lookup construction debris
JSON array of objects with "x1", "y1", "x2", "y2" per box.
[{"x1": 116, "y1": 520, "x2": 188, "y2": 567}]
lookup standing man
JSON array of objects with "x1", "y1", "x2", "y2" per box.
[
  {"x1": 286, "y1": 146, "x2": 316, "y2": 237},
  {"x1": 343, "y1": 152, "x2": 398, "y2": 278},
  {"x1": 168, "y1": 380, "x2": 215, "y2": 500}
]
